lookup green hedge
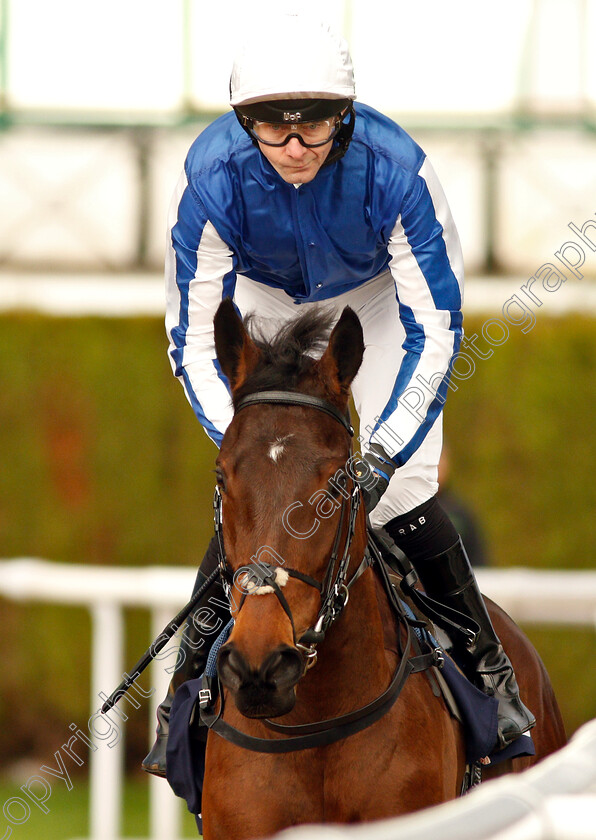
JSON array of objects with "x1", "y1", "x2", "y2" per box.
[
  {"x1": 0, "y1": 313, "x2": 595, "y2": 764},
  {"x1": 443, "y1": 314, "x2": 596, "y2": 737},
  {"x1": 444, "y1": 315, "x2": 596, "y2": 570}
]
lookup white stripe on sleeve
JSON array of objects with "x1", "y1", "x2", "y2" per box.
[{"x1": 165, "y1": 172, "x2": 236, "y2": 444}]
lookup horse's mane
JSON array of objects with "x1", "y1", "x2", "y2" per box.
[{"x1": 233, "y1": 308, "x2": 335, "y2": 403}]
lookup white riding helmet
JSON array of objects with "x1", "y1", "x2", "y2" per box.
[
  {"x1": 230, "y1": 15, "x2": 357, "y2": 165},
  {"x1": 230, "y1": 14, "x2": 356, "y2": 109}
]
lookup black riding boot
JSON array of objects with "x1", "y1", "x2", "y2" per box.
[
  {"x1": 142, "y1": 536, "x2": 230, "y2": 777},
  {"x1": 410, "y1": 538, "x2": 536, "y2": 750}
]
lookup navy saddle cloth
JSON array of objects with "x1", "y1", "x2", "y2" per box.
[{"x1": 166, "y1": 620, "x2": 534, "y2": 816}]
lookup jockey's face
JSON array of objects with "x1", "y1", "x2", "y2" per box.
[{"x1": 257, "y1": 136, "x2": 332, "y2": 184}]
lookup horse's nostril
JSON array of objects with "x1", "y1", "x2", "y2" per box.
[
  {"x1": 218, "y1": 643, "x2": 303, "y2": 695},
  {"x1": 261, "y1": 650, "x2": 282, "y2": 681},
  {"x1": 261, "y1": 646, "x2": 304, "y2": 689},
  {"x1": 217, "y1": 645, "x2": 248, "y2": 691}
]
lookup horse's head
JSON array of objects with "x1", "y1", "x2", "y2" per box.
[{"x1": 212, "y1": 299, "x2": 367, "y2": 719}]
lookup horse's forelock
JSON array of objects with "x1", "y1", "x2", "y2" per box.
[{"x1": 233, "y1": 309, "x2": 335, "y2": 402}]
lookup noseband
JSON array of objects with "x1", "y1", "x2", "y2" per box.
[{"x1": 214, "y1": 390, "x2": 368, "y2": 670}]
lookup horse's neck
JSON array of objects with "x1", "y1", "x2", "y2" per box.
[{"x1": 298, "y1": 568, "x2": 396, "y2": 716}]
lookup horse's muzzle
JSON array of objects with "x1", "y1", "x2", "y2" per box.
[{"x1": 217, "y1": 642, "x2": 304, "y2": 719}]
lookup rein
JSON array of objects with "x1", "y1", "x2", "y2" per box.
[{"x1": 199, "y1": 389, "x2": 444, "y2": 753}]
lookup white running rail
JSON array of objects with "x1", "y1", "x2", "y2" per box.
[{"x1": 0, "y1": 559, "x2": 196, "y2": 840}]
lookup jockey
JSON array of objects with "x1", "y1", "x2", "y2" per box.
[{"x1": 144, "y1": 13, "x2": 535, "y2": 776}]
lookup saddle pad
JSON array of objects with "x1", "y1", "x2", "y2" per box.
[
  {"x1": 400, "y1": 599, "x2": 535, "y2": 766},
  {"x1": 439, "y1": 654, "x2": 535, "y2": 765},
  {"x1": 167, "y1": 675, "x2": 206, "y2": 815},
  {"x1": 167, "y1": 618, "x2": 235, "y2": 818}
]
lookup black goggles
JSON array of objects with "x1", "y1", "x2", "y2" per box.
[{"x1": 241, "y1": 115, "x2": 342, "y2": 148}]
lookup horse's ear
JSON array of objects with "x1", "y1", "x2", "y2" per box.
[
  {"x1": 214, "y1": 298, "x2": 261, "y2": 393},
  {"x1": 316, "y1": 307, "x2": 364, "y2": 395}
]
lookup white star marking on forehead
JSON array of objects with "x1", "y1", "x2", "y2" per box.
[{"x1": 268, "y1": 435, "x2": 294, "y2": 463}]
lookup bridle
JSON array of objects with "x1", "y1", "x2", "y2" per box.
[
  {"x1": 199, "y1": 389, "x2": 445, "y2": 753},
  {"x1": 213, "y1": 390, "x2": 368, "y2": 671},
  {"x1": 101, "y1": 392, "x2": 476, "y2": 747}
]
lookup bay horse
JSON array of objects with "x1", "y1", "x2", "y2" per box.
[{"x1": 196, "y1": 299, "x2": 565, "y2": 839}]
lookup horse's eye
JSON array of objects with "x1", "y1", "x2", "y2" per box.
[
  {"x1": 215, "y1": 468, "x2": 227, "y2": 492},
  {"x1": 326, "y1": 473, "x2": 347, "y2": 499},
  {"x1": 326, "y1": 479, "x2": 341, "y2": 499}
]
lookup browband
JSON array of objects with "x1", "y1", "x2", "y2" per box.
[{"x1": 235, "y1": 390, "x2": 354, "y2": 437}]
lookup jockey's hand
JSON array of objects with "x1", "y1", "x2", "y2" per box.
[{"x1": 360, "y1": 445, "x2": 396, "y2": 513}]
